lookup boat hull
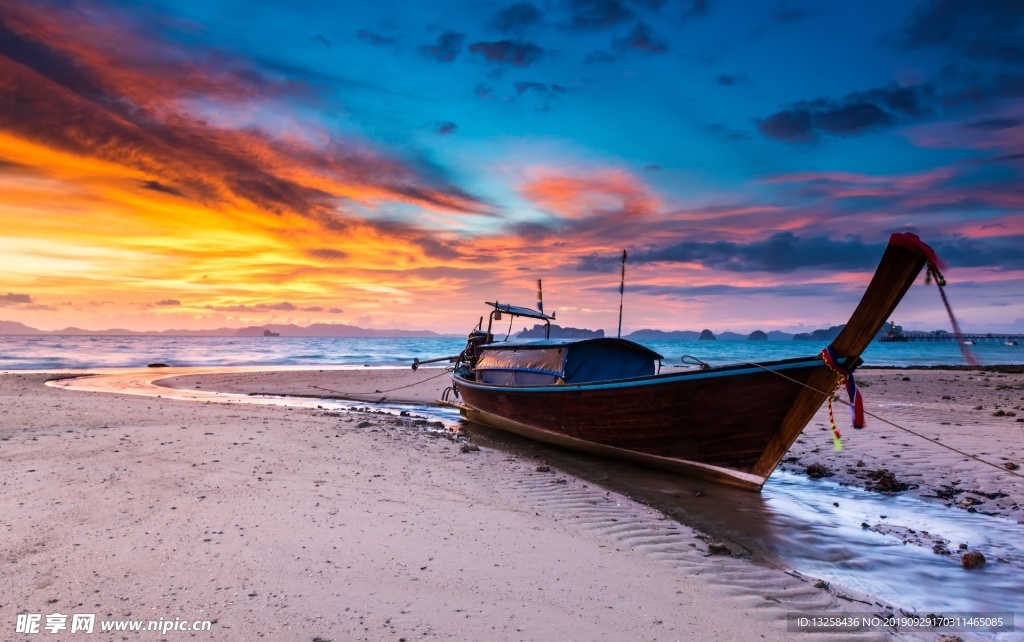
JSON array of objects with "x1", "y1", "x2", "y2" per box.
[{"x1": 450, "y1": 356, "x2": 833, "y2": 491}]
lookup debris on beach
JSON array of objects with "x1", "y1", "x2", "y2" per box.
[
  {"x1": 706, "y1": 543, "x2": 732, "y2": 556},
  {"x1": 961, "y1": 551, "x2": 986, "y2": 569},
  {"x1": 869, "y1": 523, "x2": 956, "y2": 556},
  {"x1": 932, "y1": 483, "x2": 964, "y2": 500},
  {"x1": 460, "y1": 443, "x2": 480, "y2": 453},
  {"x1": 970, "y1": 489, "x2": 1007, "y2": 499},
  {"x1": 863, "y1": 468, "x2": 917, "y2": 493},
  {"x1": 805, "y1": 463, "x2": 833, "y2": 479}
]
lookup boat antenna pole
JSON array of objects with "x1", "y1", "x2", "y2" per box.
[
  {"x1": 617, "y1": 249, "x2": 627, "y2": 339},
  {"x1": 538, "y1": 279, "x2": 550, "y2": 340}
]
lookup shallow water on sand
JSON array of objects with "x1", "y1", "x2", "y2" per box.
[
  {"x1": 755, "y1": 472, "x2": 1022, "y2": 613},
  {"x1": 51, "y1": 371, "x2": 1024, "y2": 622},
  {"x1": 461, "y1": 423, "x2": 1024, "y2": 619},
  {"x1": 45, "y1": 368, "x2": 459, "y2": 427}
]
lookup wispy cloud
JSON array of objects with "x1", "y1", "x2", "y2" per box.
[
  {"x1": 435, "y1": 121, "x2": 458, "y2": 135},
  {"x1": 565, "y1": 0, "x2": 634, "y2": 31},
  {"x1": 491, "y1": 3, "x2": 544, "y2": 33},
  {"x1": 468, "y1": 40, "x2": 546, "y2": 67},
  {"x1": 357, "y1": 29, "x2": 394, "y2": 47},
  {"x1": 1, "y1": 292, "x2": 34, "y2": 305},
  {"x1": 582, "y1": 233, "x2": 882, "y2": 273},
  {"x1": 894, "y1": 0, "x2": 1024, "y2": 63},
  {"x1": 614, "y1": 23, "x2": 667, "y2": 54},
  {"x1": 203, "y1": 301, "x2": 336, "y2": 313},
  {"x1": 758, "y1": 83, "x2": 937, "y2": 142},
  {"x1": 419, "y1": 30, "x2": 465, "y2": 62},
  {"x1": 716, "y1": 73, "x2": 750, "y2": 87}
]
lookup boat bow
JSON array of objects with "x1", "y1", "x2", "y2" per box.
[{"x1": 751, "y1": 232, "x2": 931, "y2": 478}]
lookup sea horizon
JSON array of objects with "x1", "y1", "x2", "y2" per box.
[{"x1": 1, "y1": 334, "x2": 1021, "y2": 371}]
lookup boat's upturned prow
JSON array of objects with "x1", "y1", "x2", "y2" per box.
[{"x1": 440, "y1": 233, "x2": 934, "y2": 491}]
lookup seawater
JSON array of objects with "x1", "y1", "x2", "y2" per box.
[
  {"x1": 0, "y1": 335, "x2": 465, "y2": 370},
  {"x1": 0, "y1": 334, "x2": 1021, "y2": 370}
]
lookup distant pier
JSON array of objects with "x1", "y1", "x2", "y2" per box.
[{"x1": 880, "y1": 331, "x2": 1022, "y2": 344}]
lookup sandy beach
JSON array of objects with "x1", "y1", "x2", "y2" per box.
[
  {"x1": 155, "y1": 366, "x2": 1024, "y2": 522},
  {"x1": 2, "y1": 366, "x2": 1022, "y2": 641}
]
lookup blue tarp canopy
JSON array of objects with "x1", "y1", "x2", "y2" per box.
[{"x1": 475, "y1": 338, "x2": 661, "y2": 384}]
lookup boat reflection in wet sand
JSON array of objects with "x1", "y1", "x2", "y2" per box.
[{"x1": 427, "y1": 233, "x2": 937, "y2": 491}]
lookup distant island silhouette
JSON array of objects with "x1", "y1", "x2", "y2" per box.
[
  {"x1": 517, "y1": 324, "x2": 604, "y2": 339},
  {"x1": 0, "y1": 320, "x2": 455, "y2": 338},
  {"x1": 515, "y1": 324, "x2": 898, "y2": 342}
]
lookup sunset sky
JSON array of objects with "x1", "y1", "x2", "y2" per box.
[{"x1": 1, "y1": 0, "x2": 1022, "y2": 334}]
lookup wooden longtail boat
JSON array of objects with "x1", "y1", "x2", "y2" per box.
[{"x1": 435, "y1": 233, "x2": 935, "y2": 491}]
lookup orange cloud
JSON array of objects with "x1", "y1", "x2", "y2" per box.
[
  {"x1": 0, "y1": 0, "x2": 490, "y2": 224},
  {"x1": 0, "y1": 0, "x2": 507, "y2": 330},
  {"x1": 521, "y1": 168, "x2": 660, "y2": 220}
]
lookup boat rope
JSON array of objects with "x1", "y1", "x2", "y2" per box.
[
  {"x1": 891, "y1": 233, "x2": 978, "y2": 365},
  {"x1": 744, "y1": 361, "x2": 1024, "y2": 481},
  {"x1": 823, "y1": 375, "x2": 845, "y2": 452},
  {"x1": 309, "y1": 367, "x2": 453, "y2": 398},
  {"x1": 926, "y1": 261, "x2": 978, "y2": 365},
  {"x1": 679, "y1": 355, "x2": 711, "y2": 370},
  {"x1": 820, "y1": 346, "x2": 866, "y2": 451}
]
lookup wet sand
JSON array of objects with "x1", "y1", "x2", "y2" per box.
[{"x1": 1, "y1": 367, "x2": 1021, "y2": 640}]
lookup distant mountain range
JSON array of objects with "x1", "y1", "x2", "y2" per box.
[
  {"x1": 0, "y1": 320, "x2": 455, "y2": 338},
  {"x1": 517, "y1": 324, "x2": 867, "y2": 341},
  {"x1": 624, "y1": 328, "x2": 799, "y2": 341},
  {"x1": 517, "y1": 324, "x2": 605, "y2": 339}
]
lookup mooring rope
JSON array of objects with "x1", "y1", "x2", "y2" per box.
[
  {"x1": 744, "y1": 361, "x2": 1024, "y2": 481},
  {"x1": 309, "y1": 367, "x2": 453, "y2": 398},
  {"x1": 924, "y1": 262, "x2": 979, "y2": 366},
  {"x1": 890, "y1": 232, "x2": 978, "y2": 365}
]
